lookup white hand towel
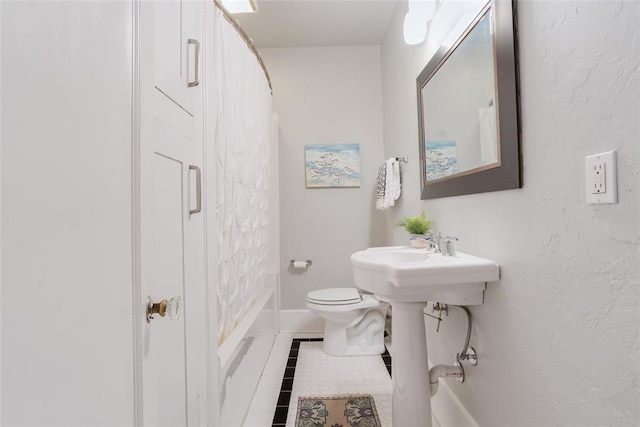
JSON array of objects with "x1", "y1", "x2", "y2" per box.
[
  {"x1": 391, "y1": 159, "x2": 402, "y2": 200},
  {"x1": 376, "y1": 158, "x2": 403, "y2": 210},
  {"x1": 383, "y1": 158, "x2": 396, "y2": 208}
]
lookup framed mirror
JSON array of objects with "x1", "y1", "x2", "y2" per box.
[{"x1": 417, "y1": 0, "x2": 521, "y2": 199}]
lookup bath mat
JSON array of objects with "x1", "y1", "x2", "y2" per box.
[{"x1": 295, "y1": 394, "x2": 381, "y2": 427}]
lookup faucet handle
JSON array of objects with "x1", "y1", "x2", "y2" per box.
[{"x1": 441, "y1": 236, "x2": 458, "y2": 256}]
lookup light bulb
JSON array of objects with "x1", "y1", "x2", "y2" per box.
[
  {"x1": 221, "y1": 0, "x2": 258, "y2": 14},
  {"x1": 403, "y1": 0, "x2": 436, "y2": 45},
  {"x1": 404, "y1": 11, "x2": 428, "y2": 45}
]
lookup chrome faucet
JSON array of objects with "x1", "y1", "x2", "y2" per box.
[
  {"x1": 423, "y1": 237, "x2": 440, "y2": 251},
  {"x1": 425, "y1": 233, "x2": 458, "y2": 256},
  {"x1": 424, "y1": 233, "x2": 441, "y2": 252}
]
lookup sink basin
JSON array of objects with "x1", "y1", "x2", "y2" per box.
[
  {"x1": 350, "y1": 246, "x2": 499, "y2": 426},
  {"x1": 351, "y1": 246, "x2": 499, "y2": 305}
]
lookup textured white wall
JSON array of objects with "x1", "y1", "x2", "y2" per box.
[
  {"x1": 2, "y1": 1, "x2": 135, "y2": 424},
  {"x1": 381, "y1": 0, "x2": 639, "y2": 425},
  {"x1": 260, "y1": 46, "x2": 387, "y2": 309}
]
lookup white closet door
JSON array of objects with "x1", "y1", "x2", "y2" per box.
[
  {"x1": 140, "y1": 89, "x2": 206, "y2": 427},
  {"x1": 154, "y1": 0, "x2": 203, "y2": 114},
  {"x1": 143, "y1": 149, "x2": 188, "y2": 426},
  {"x1": 140, "y1": 0, "x2": 206, "y2": 421}
]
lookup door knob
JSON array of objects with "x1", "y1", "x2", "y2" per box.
[{"x1": 146, "y1": 295, "x2": 182, "y2": 323}]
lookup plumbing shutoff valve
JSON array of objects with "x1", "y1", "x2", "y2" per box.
[
  {"x1": 457, "y1": 346, "x2": 478, "y2": 366},
  {"x1": 432, "y1": 302, "x2": 448, "y2": 333}
]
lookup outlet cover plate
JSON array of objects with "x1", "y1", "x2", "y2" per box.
[{"x1": 585, "y1": 150, "x2": 617, "y2": 204}]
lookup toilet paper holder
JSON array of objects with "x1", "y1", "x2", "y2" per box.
[{"x1": 290, "y1": 259, "x2": 312, "y2": 268}]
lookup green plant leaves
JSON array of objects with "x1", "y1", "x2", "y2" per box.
[{"x1": 395, "y1": 211, "x2": 431, "y2": 235}]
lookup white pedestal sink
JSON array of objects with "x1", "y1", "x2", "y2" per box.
[{"x1": 350, "y1": 246, "x2": 499, "y2": 427}]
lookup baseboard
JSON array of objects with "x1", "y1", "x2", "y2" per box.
[
  {"x1": 278, "y1": 309, "x2": 324, "y2": 337},
  {"x1": 430, "y1": 374, "x2": 480, "y2": 427}
]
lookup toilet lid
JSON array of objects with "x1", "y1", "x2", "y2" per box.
[{"x1": 306, "y1": 288, "x2": 362, "y2": 305}]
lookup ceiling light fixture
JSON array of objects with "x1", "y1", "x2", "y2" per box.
[
  {"x1": 220, "y1": 0, "x2": 258, "y2": 14},
  {"x1": 403, "y1": 0, "x2": 436, "y2": 45}
]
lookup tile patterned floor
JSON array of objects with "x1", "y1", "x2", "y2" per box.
[
  {"x1": 272, "y1": 338, "x2": 323, "y2": 426},
  {"x1": 244, "y1": 333, "x2": 440, "y2": 427},
  {"x1": 283, "y1": 340, "x2": 393, "y2": 427}
]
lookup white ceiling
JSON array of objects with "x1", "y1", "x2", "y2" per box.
[{"x1": 234, "y1": 0, "x2": 400, "y2": 48}]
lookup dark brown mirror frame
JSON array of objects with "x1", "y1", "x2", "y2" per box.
[{"x1": 417, "y1": 0, "x2": 521, "y2": 200}]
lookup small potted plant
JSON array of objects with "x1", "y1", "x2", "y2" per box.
[{"x1": 396, "y1": 211, "x2": 432, "y2": 248}]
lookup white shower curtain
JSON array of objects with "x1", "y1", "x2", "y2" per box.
[{"x1": 210, "y1": 8, "x2": 273, "y2": 345}]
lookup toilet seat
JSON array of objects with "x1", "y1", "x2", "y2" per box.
[
  {"x1": 306, "y1": 288, "x2": 380, "y2": 311},
  {"x1": 306, "y1": 288, "x2": 362, "y2": 305}
]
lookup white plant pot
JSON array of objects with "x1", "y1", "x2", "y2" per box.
[{"x1": 409, "y1": 234, "x2": 429, "y2": 248}]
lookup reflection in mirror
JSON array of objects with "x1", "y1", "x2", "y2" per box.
[
  {"x1": 422, "y1": 10, "x2": 496, "y2": 181},
  {"x1": 417, "y1": 0, "x2": 521, "y2": 199}
]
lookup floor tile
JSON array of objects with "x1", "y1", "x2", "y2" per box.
[
  {"x1": 284, "y1": 342, "x2": 393, "y2": 427},
  {"x1": 248, "y1": 333, "x2": 443, "y2": 427}
]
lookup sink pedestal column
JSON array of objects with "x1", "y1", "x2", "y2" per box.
[{"x1": 391, "y1": 301, "x2": 432, "y2": 427}]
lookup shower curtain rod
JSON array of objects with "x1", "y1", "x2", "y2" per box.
[{"x1": 212, "y1": 0, "x2": 273, "y2": 93}]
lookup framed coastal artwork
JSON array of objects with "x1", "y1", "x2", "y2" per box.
[
  {"x1": 305, "y1": 144, "x2": 361, "y2": 188},
  {"x1": 425, "y1": 141, "x2": 458, "y2": 181}
]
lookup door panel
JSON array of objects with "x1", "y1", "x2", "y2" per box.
[
  {"x1": 154, "y1": 0, "x2": 202, "y2": 114},
  {"x1": 153, "y1": 0, "x2": 181, "y2": 98},
  {"x1": 140, "y1": 1, "x2": 206, "y2": 424},
  {"x1": 143, "y1": 153, "x2": 187, "y2": 427},
  {"x1": 141, "y1": 89, "x2": 204, "y2": 426}
]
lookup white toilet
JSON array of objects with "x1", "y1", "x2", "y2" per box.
[{"x1": 306, "y1": 287, "x2": 388, "y2": 356}]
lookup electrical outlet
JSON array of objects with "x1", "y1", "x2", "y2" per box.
[
  {"x1": 591, "y1": 161, "x2": 606, "y2": 194},
  {"x1": 585, "y1": 151, "x2": 617, "y2": 204}
]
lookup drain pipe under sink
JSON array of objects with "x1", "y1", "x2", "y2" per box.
[
  {"x1": 428, "y1": 363, "x2": 464, "y2": 397},
  {"x1": 427, "y1": 304, "x2": 475, "y2": 397}
]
